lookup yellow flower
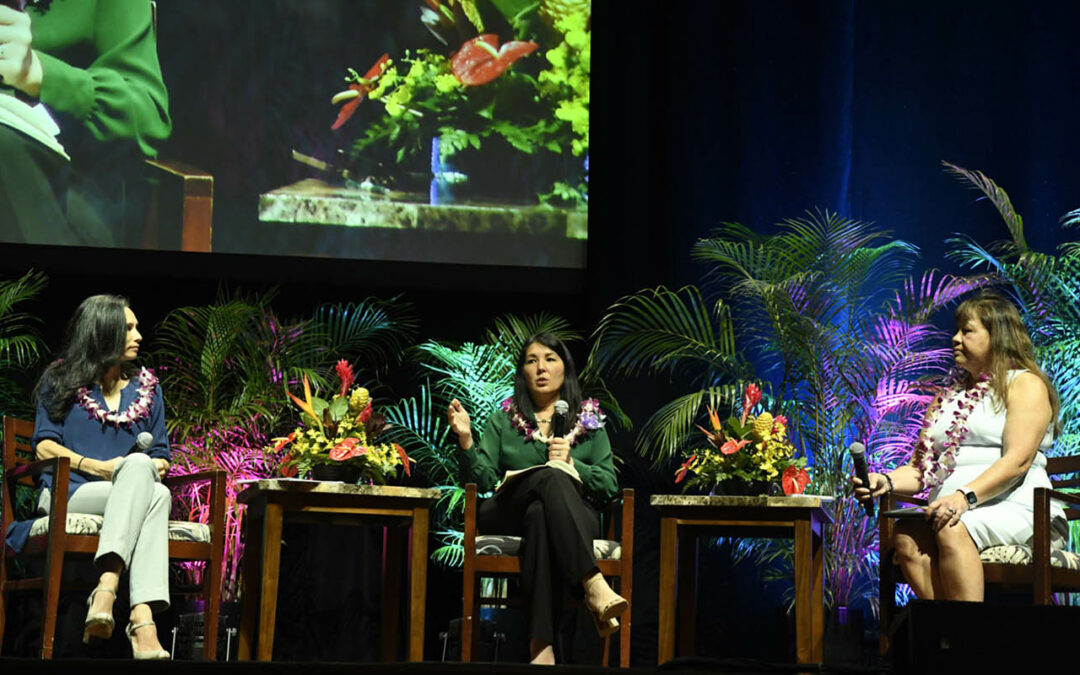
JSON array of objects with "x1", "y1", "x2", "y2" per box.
[
  {"x1": 349, "y1": 387, "x2": 370, "y2": 413},
  {"x1": 753, "y1": 412, "x2": 774, "y2": 440},
  {"x1": 435, "y1": 73, "x2": 461, "y2": 94}
]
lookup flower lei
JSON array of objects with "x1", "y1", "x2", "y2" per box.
[
  {"x1": 501, "y1": 397, "x2": 606, "y2": 447},
  {"x1": 77, "y1": 368, "x2": 157, "y2": 428},
  {"x1": 914, "y1": 372, "x2": 992, "y2": 490}
]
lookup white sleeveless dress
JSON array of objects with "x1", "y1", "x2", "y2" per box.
[{"x1": 927, "y1": 370, "x2": 1068, "y2": 550}]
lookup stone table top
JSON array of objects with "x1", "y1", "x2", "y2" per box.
[
  {"x1": 650, "y1": 493, "x2": 835, "y2": 514},
  {"x1": 236, "y1": 478, "x2": 441, "y2": 504},
  {"x1": 256, "y1": 179, "x2": 587, "y2": 266}
]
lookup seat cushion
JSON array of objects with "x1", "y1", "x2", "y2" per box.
[
  {"x1": 980, "y1": 544, "x2": 1080, "y2": 570},
  {"x1": 475, "y1": 534, "x2": 621, "y2": 560},
  {"x1": 27, "y1": 513, "x2": 211, "y2": 544}
]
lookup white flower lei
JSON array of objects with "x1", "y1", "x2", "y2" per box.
[
  {"x1": 914, "y1": 372, "x2": 993, "y2": 490},
  {"x1": 77, "y1": 368, "x2": 158, "y2": 428},
  {"x1": 502, "y1": 397, "x2": 606, "y2": 447}
]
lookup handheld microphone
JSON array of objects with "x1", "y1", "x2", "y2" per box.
[
  {"x1": 849, "y1": 442, "x2": 875, "y2": 517},
  {"x1": 127, "y1": 431, "x2": 154, "y2": 455},
  {"x1": 552, "y1": 400, "x2": 569, "y2": 438}
]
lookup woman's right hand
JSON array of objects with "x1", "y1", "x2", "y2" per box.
[
  {"x1": 447, "y1": 399, "x2": 472, "y2": 450},
  {"x1": 852, "y1": 472, "x2": 889, "y2": 504}
]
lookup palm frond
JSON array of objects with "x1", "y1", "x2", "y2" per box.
[
  {"x1": 943, "y1": 161, "x2": 1027, "y2": 252},
  {"x1": 483, "y1": 313, "x2": 582, "y2": 360}
]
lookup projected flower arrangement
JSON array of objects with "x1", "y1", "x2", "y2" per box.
[{"x1": 330, "y1": 0, "x2": 590, "y2": 207}]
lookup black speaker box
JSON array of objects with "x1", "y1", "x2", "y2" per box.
[{"x1": 890, "y1": 599, "x2": 1079, "y2": 673}]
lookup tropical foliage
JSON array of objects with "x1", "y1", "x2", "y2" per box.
[
  {"x1": 0, "y1": 270, "x2": 48, "y2": 418},
  {"x1": 593, "y1": 211, "x2": 987, "y2": 612},
  {"x1": 153, "y1": 290, "x2": 417, "y2": 601}
]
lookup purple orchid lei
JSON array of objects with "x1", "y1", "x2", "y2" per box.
[
  {"x1": 502, "y1": 397, "x2": 606, "y2": 446},
  {"x1": 77, "y1": 367, "x2": 158, "y2": 428},
  {"x1": 914, "y1": 371, "x2": 992, "y2": 490}
]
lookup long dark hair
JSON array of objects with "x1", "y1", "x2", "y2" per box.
[
  {"x1": 37, "y1": 294, "x2": 136, "y2": 422},
  {"x1": 512, "y1": 333, "x2": 583, "y2": 425}
]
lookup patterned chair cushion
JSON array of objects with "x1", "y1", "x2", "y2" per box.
[
  {"x1": 27, "y1": 513, "x2": 211, "y2": 544},
  {"x1": 979, "y1": 544, "x2": 1080, "y2": 571},
  {"x1": 475, "y1": 534, "x2": 621, "y2": 560}
]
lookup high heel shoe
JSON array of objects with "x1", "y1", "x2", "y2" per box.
[
  {"x1": 589, "y1": 613, "x2": 620, "y2": 638},
  {"x1": 126, "y1": 621, "x2": 170, "y2": 660},
  {"x1": 83, "y1": 587, "x2": 117, "y2": 643}
]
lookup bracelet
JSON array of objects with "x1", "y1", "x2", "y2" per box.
[
  {"x1": 76, "y1": 456, "x2": 85, "y2": 473},
  {"x1": 883, "y1": 474, "x2": 894, "y2": 493}
]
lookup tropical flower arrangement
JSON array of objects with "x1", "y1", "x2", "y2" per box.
[
  {"x1": 329, "y1": 0, "x2": 591, "y2": 207},
  {"x1": 675, "y1": 383, "x2": 810, "y2": 495},
  {"x1": 273, "y1": 360, "x2": 412, "y2": 483}
]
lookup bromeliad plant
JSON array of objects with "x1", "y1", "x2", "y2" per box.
[
  {"x1": 676, "y1": 383, "x2": 809, "y2": 495},
  {"x1": 276, "y1": 360, "x2": 412, "y2": 482}
]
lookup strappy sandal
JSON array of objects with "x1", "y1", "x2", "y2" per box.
[
  {"x1": 126, "y1": 621, "x2": 170, "y2": 660},
  {"x1": 83, "y1": 586, "x2": 117, "y2": 643}
]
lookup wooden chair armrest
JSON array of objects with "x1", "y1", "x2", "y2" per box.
[
  {"x1": 464, "y1": 483, "x2": 478, "y2": 549},
  {"x1": 164, "y1": 469, "x2": 225, "y2": 488},
  {"x1": 9, "y1": 456, "x2": 65, "y2": 481},
  {"x1": 1038, "y1": 487, "x2": 1080, "y2": 508}
]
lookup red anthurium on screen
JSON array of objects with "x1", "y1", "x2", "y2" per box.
[
  {"x1": 782, "y1": 466, "x2": 810, "y2": 495},
  {"x1": 719, "y1": 439, "x2": 751, "y2": 456},
  {"x1": 331, "y1": 53, "x2": 391, "y2": 130},
  {"x1": 451, "y1": 34, "x2": 538, "y2": 86}
]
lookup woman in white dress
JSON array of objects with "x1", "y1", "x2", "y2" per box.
[{"x1": 854, "y1": 292, "x2": 1068, "y2": 601}]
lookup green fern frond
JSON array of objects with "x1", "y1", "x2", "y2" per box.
[{"x1": 943, "y1": 161, "x2": 1027, "y2": 252}]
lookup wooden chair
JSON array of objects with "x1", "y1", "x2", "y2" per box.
[
  {"x1": 461, "y1": 482, "x2": 634, "y2": 667},
  {"x1": 878, "y1": 454, "x2": 1080, "y2": 653},
  {"x1": 0, "y1": 416, "x2": 227, "y2": 659}
]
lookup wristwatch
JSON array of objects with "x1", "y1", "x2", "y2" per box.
[{"x1": 958, "y1": 487, "x2": 978, "y2": 508}]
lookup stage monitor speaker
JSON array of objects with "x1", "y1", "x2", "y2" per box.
[{"x1": 891, "y1": 599, "x2": 1078, "y2": 673}]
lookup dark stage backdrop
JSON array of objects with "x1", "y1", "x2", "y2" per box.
[{"x1": 3, "y1": 0, "x2": 1080, "y2": 665}]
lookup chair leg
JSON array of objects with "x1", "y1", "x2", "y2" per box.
[
  {"x1": 461, "y1": 569, "x2": 475, "y2": 662},
  {"x1": 40, "y1": 555, "x2": 65, "y2": 658},
  {"x1": 203, "y1": 559, "x2": 222, "y2": 660}
]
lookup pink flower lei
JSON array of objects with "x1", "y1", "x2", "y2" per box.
[
  {"x1": 502, "y1": 397, "x2": 606, "y2": 446},
  {"x1": 77, "y1": 368, "x2": 158, "y2": 428},
  {"x1": 914, "y1": 371, "x2": 992, "y2": 490}
]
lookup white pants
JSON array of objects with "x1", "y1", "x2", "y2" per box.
[{"x1": 39, "y1": 453, "x2": 171, "y2": 611}]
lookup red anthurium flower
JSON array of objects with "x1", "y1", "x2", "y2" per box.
[
  {"x1": 330, "y1": 438, "x2": 362, "y2": 461},
  {"x1": 272, "y1": 431, "x2": 297, "y2": 453},
  {"x1": 336, "y1": 359, "x2": 355, "y2": 398},
  {"x1": 451, "y1": 34, "x2": 538, "y2": 86},
  {"x1": 782, "y1": 466, "x2": 810, "y2": 495},
  {"x1": 675, "y1": 454, "x2": 697, "y2": 484},
  {"x1": 280, "y1": 454, "x2": 298, "y2": 478},
  {"x1": 357, "y1": 400, "x2": 373, "y2": 424},
  {"x1": 719, "y1": 438, "x2": 751, "y2": 455},
  {"x1": 331, "y1": 53, "x2": 391, "y2": 130},
  {"x1": 394, "y1": 443, "x2": 411, "y2": 476}
]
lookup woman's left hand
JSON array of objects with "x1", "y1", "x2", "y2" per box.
[
  {"x1": 0, "y1": 6, "x2": 43, "y2": 97},
  {"x1": 153, "y1": 458, "x2": 169, "y2": 480},
  {"x1": 547, "y1": 436, "x2": 573, "y2": 466},
  {"x1": 926, "y1": 491, "x2": 968, "y2": 532}
]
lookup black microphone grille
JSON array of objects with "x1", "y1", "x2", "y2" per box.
[
  {"x1": 554, "y1": 400, "x2": 569, "y2": 415},
  {"x1": 848, "y1": 442, "x2": 866, "y2": 456},
  {"x1": 137, "y1": 431, "x2": 154, "y2": 450}
]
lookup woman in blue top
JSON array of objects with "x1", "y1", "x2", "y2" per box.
[{"x1": 33, "y1": 294, "x2": 171, "y2": 659}]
